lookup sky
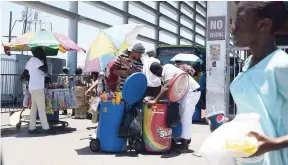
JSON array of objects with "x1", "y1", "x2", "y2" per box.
[{"x1": 1, "y1": 1, "x2": 206, "y2": 66}]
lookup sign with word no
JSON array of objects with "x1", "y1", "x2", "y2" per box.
[{"x1": 207, "y1": 16, "x2": 226, "y2": 41}]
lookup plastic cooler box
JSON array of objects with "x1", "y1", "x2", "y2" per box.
[{"x1": 97, "y1": 101, "x2": 126, "y2": 152}]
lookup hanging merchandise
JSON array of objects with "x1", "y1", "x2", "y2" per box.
[
  {"x1": 52, "y1": 92, "x2": 59, "y2": 110},
  {"x1": 23, "y1": 93, "x2": 31, "y2": 108},
  {"x1": 45, "y1": 90, "x2": 54, "y2": 114}
]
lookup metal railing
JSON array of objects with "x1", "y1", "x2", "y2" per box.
[
  {"x1": 0, "y1": 74, "x2": 92, "y2": 113},
  {"x1": 228, "y1": 46, "x2": 288, "y2": 116}
]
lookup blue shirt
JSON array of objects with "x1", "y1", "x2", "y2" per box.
[{"x1": 230, "y1": 49, "x2": 288, "y2": 165}]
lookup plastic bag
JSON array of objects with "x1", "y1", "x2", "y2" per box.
[
  {"x1": 199, "y1": 113, "x2": 264, "y2": 165},
  {"x1": 23, "y1": 94, "x2": 31, "y2": 108}
]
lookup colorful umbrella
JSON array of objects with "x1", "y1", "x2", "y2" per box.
[
  {"x1": 84, "y1": 24, "x2": 144, "y2": 72},
  {"x1": 2, "y1": 31, "x2": 85, "y2": 56}
]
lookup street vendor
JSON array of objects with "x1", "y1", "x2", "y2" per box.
[
  {"x1": 57, "y1": 66, "x2": 70, "y2": 87},
  {"x1": 74, "y1": 67, "x2": 85, "y2": 86},
  {"x1": 142, "y1": 49, "x2": 162, "y2": 98},
  {"x1": 113, "y1": 43, "x2": 145, "y2": 91},
  {"x1": 21, "y1": 46, "x2": 54, "y2": 134},
  {"x1": 148, "y1": 62, "x2": 201, "y2": 153}
]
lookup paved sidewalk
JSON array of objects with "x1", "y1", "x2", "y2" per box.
[{"x1": 2, "y1": 114, "x2": 211, "y2": 165}]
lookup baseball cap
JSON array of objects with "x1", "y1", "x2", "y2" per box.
[{"x1": 131, "y1": 43, "x2": 145, "y2": 54}]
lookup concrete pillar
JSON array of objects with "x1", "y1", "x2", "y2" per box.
[
  {"x1": 155, "y1": 1, "x2": 160, "y2": 50},
  {"x1": 67, "y1": 1, "x2": 78, "y2": 75},
  {"x1": 123, "y1": 1, "x2": 129, "y2": 24}
]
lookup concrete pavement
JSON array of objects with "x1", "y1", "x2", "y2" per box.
[{"x1": 2, "y1": 114, "x2": 211, "y2": 165}]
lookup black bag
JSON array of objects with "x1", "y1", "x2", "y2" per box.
[
  {"x1": 118, "y1": 102, "x2": 142, "y2": 138},
  {"x1": 166, "y1": 102, "x2": 180, "y2": 128}
]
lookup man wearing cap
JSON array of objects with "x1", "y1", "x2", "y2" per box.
[
  {"x1": 113, "y1": 43, "x2": 145, "y2": 91},
  {"x1": 142, "y1": 50, "x2": 162, "y2": 98}
]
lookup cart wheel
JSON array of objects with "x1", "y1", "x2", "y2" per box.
[
  {"x1": 16, "y1": 122, "x2": 21, "y2": 130},
  {"x1": 134, "y1": 139, "x2": 144, "y2": 153},
  {"x1": 86, "y1": 113, "x2": 92, "y2": 120},
  {"x1": 61, "y1": 122, "x2": 69, "y2": 128},
  {"x1": 90, "y1": 139, "x2": 100, "y2": 152}
]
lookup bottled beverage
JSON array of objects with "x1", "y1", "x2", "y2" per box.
[{"x1": 115, "y1": 92, "x2": 121, "y2": 104}]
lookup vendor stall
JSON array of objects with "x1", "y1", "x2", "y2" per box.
[{"x1": 16, "y1": 87, "x2": 76, "y2": 130}]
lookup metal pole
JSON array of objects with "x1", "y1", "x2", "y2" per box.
[
  {"x1": 177, "y1": 2, "x2": 181, "y2": 45},
  {"x1": 67, "y1": 1, "x2": 78, "y2": 75},
  {"x1": 35, "y1": 21, "x2": 37, "y2": 32},
  {"x1": 23, "y1": 7, "x2": 29, "y2": 34},
  {"x1": 155, "y1": 1, "x2": 160, "y2": 50},
  {"x1": 50, "y1": 22, "x2": 52, "y2": 31},
  {"x1": 39, "y1": 20, "x2": 42, "y2": 31},
  {"x1": 8, "y1": 11, "x2": 12, "y2": 42}
]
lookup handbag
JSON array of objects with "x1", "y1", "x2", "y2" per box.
[{"x1": 166, "y1": 102, "x2": 181, "y2": 128}]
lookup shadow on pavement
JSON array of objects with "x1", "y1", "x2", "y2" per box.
[
  {"x1": 75, "y1": 146, "x2": 182, "y2": 158},
  {"x1": 75, "y1": 146, "x2": 139, "y2": 157},
  {"x1": 192, "y1": 120, "x2": 208, "y2": 125},
  {"x1": 1, "y1": 126, "x2": 77, "y2": 138}
]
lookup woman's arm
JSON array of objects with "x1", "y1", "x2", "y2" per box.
[
  {"x1": 86, "y1": 80, "x2": 99, "y2": 93},
  {"x1": 249, "y1": 132, "x2": 288, "y2": 156}
]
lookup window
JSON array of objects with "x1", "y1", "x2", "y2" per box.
[
  {"x1": 180, "y1": 39, "x2": 192, "y2": 45},
  {"x1": 129, "y1": 3, "x2": 155, "y2": 23},
  {"x1": 42, "y1": 1, "x2": 70, "y2": 11},
  {"x1": 159, "y1": 31, "x2": 177, "y2": 45},
  {"x1": 167, "y1": 1, "x2": 178, "y2": 8},
  {"x1": 142, "y1": 1, "x2": 156, "y2": 9},
  {"x1": 196, "y1": 5, "x2": 206, "y2": 17},
  {"x1": 160, "y1": 4, "x2": 177, "y2": 20},
  {"x1": 180, "y1": 16, "x2": 194, "y2": 29},
  {"x1": 195, "y1": 35, "x2": 205, "y2": 46},
  {"x1": 79, "y1": 2, "x2": 123, "y2": 26},
  {"x1": 196, "y1": 25, "x2": 205, "y2": 36},
  {"x1": 196, "y1": 15, "x2": 206, "y2": 27},
  {"x1": 160, "y1": 17, "x2": 177, "y2": 34},
  {"x1": 198, "y1": 1, "x2": 207, "y2": 8},
  {"x1": 185, "y1": 1, "x2": 195, "y2": 8},
  {"x1": 180, "y1": 28, "x2": 193, "y2": 40},
  {"x1": 181, "y1": 5, "x2": 194, "y2": 18},
  {"x1": 133, "y1": 39, "x2": 155, "y2": 51},
  {"x1": 128, "y1": 19, "x2": 155, "y2": 39},
  {"x1": 103, "y1": 1, "x2": 123, "y2": 10}
]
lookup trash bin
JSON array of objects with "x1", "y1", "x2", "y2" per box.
[
  {"x1": 143, "y1": 102, "x2": 172, "y2": 153},
  {"x1": 96, "y1": 101, "x2": 126, "y2": 152}
]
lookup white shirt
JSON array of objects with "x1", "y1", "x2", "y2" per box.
[
  {"x1": 162, "y1": 64, "x2": 200, "y2": 91},
  {"x1": 141, "y1": 55, "x2": 162, "y2": 87},
  {"x1": 25, "y1": 57, "x2": 45, "y2": 91}
]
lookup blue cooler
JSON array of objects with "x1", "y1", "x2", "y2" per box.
[
  {"x1": 90, "y1": 73, "x2": 147, "y2": 153},
  {"x1": 97, "y1": 102, "x2": 126, "y2": 152}
]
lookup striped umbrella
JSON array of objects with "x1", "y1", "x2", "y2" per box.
[
  {"x1": 2, "y1": 31, "x2": 85, "y2": 56},
  {"x1": 85, "y1": 24, "x2": 144, "y2": 72}
]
